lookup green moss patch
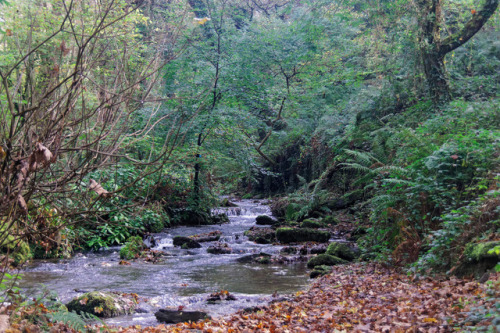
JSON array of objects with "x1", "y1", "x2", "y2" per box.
[
  {"x1": 276, "y1": 227, "x2": 330, "y2": 244},
  {"x1": 307, "y1": 254, "x2": 346, "y2": 268},
  {"x1": 66, "y1": 291, "x2": 137, "y2": 318}
]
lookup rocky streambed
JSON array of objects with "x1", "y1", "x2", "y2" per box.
[{"x1": 20, "y1": 199, "x2": 318, "y2": 327}]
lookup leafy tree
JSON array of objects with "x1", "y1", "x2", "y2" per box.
[{"x1": 414, "y1": 0, "x2": 499, "y2": 104}]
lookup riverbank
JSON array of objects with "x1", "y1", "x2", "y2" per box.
[{"x1": 107, "y1": 263, "x2": 498, "y2": 332}]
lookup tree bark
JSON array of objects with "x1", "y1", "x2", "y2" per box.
[{"x1": 416, "y1": 0, "x2": 499, "y2": 105}]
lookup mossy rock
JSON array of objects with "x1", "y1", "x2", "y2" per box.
[
  {"x1": 212, "y1": 213, "x2": 230, "y2": 224},
  {"x1": 322, "y1": 215, "x2": 339, "y2": 225},
  {"x1": 326, "y1": 242, "x2": 358, "y2": 261},
  {"x1": 276, "y1": 227, "x2": 330, "y2": 244},
  {"x1": 307, "y1": 254, "x2": 346, "y2": 268},
  {"x1": 300, "y1": 219, "x2": 324, "y2": 229},
  {"x1": 310, "y1": 265, "x2": 331, "y2": 278},
  {"x1": 455, "y1": 241, "x2": 500, "y2": 278},
  {"x1": 119, "y1": 236, "x2": 145, "y2": 260},
  {"x1": 244, "y1": 227, "x2": 276, "y2": 244},
  {"x1": 464, "y1": 241, "x2": 500, "y2": 262},
  {"x1": 173, "y1": 236, "x2": 201, "y2": 249},
  {"x1": 255, "y1": 215, "x2": 276, "y2": 225},
  {"x1": 347, "y1": 227, "x2": 367, "y2": 241},
  {"x1": 220, "y1": 198, "x2": 238, "y2": 207},
  {"x1": 66, "y1": 292, "x2": 136, "y2": 318},
  {"x1": 0, "y1": 226, "x2": 32, "y2": 266}
]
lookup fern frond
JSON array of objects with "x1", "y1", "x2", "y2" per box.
[
  {"x1": 343, "y1": 149, "x2": 381, "y2": 165},
  {"x1": 48, "y1": 310, "x2": 101, "y2": 332},
  {"x1": 340, "y1": 162, "x2": 374, "y2": 173}
]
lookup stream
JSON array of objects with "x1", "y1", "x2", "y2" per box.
[{"x1": 20, "y1": 199, "x2": 310, "y2": 327}]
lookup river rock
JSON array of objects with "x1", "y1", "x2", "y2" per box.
[
  {"x1": 255, "y1": 215, "x2": 277, "y2": 225},
  {"x1": 326, "y1": 242, "x2": 359, "y2": 261},
  {"x1": 300, "y1": 219, "x2": 325, "y2": 229},
  {"x1": 307, "y1": 254, "x2": 346, "y2": 268},
  {"x1": 191, "y1": 231, "x2": 222, "y2": 242},
  {"x1": 220, "y1": 198, "x2": 238, "y2": 207},
  {"x1": 207, "y1": 290, "x2": 237, "y2": 303},
  {"x1": 244, "y1": 227, "x2": 276, "y2": 244},
  {"x1": 173, "y1": 236, "x2": 202, "y2": 249},
  {"x1": 155, "y1": 309, "x2": 210, "y2": 323},
  {"x1": 207, "y1": 243, "x2": 232, "y2": 254},
  {"x1": 212, "y1": 213, "x2": 230, "y2": 224},
  {"x1": 310, "y1": 265, "x2": 331, "y2": 278},
  {"x1": 237, "y1": 253, "x2": 272, "y2": 263},
  {"x1": 276, "y1": 227, "x2": 330, "y2": 244},
  {"x1": 66, "y1": 291, "x2": 137, "y2": 318}
]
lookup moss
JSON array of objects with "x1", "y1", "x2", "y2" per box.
[
  {"x1": 310, "y1": 265, "x2": 331, "y2": 278},
  {"x1": 326, "y1": 242, "x2": 358, "y2": 261},
  {"x1": 322, "y1": 215, "x2": 339, "y2": 225},
  {"x1": 173, "y1": 236, "x2": 202, "y2": 249},
  {"x1": 307, "y1": 254, "x2": 346, "y2": 268},
  {"x1": 464, "y1": 241, "x2": 500, "y2": 262},
  {"x1": 255, "y1": 215, "x2": 276, "y2": 225},
  {"x1": 66, "y1": 292, "x2": 136, "y2": 318},
  {"x1": 300, "y1": 219, "x2": 324, "y2": 229},
  {"x1": 276, "y1": 227, "x2": 330, "y2": 244},
  {"x1": 119, "y1": 236, "x2": 145, "y2": 260},
  {"x1": 0, "y1": 225, "x2": 32, "y2": 266}
]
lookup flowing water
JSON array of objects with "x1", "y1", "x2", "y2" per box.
[{"x1": 20, "y1": 200, "x2": 309, "y2": 326}]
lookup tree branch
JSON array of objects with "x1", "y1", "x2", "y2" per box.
[{"x1": 440, "y1": 0, "x2": 499, "y2": 55}]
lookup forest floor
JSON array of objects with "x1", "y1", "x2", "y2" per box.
[{"x1": 112, "y1": 263, "x2": 499, "y2": 333}]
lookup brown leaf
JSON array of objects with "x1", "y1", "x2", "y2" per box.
[
  {"x1": 89, "y1": 179, "x2": 110, "y2": 197},
  {"x1": 17, "y1": 195, "x2": 27, "y2": 212}
]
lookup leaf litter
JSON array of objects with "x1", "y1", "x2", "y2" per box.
[{"x1": 106, "y1": 263, "x2": 499, "y2": 332}]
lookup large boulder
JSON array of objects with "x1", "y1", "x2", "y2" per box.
[
  {"x1": 255, "y1": 215, "x2": 277, "y2": 225},
  {"x1": 155, "y1": 309, "x2": 209, "y2": 323},
  {"x1": 307, "y1": 254, "x2": 346, "y2": 268},
  {"x1": 276, "y1": 228, "x2": 330, "y2": 244},
  {"x1": 326, "y1": 242, "x2": 359, "y2": 261},
  {"x1": 173, "y1": 236, "x2": 201, "y2": 249},
  {"x1": 66, "y1": 292, "x2": 136, "y2": 318}
]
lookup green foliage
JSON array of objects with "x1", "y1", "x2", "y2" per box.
[
  {"x1": 119, "y1": 236, "x2": 145, "y2": 260},
  {"x1": 47, "y1": 310, "x2": 101, "y2": 332}
]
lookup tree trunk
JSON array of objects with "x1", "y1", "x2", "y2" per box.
[
  {"x1": 422, "y1": 49, "x2": 451, "y2": 105},
  {"x1": 416, "y1": 0, "x2": 499, "y2": 105}
]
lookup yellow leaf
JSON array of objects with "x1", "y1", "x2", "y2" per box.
[
  {"x1": 194, "y1": 17, "x2": 211, "y2": 25},
  {"x1": 423, "y1": 317, "x2": 438, "y2": 323}
]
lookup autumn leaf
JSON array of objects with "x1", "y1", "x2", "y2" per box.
[
  {"x1": 194, "y1": 17, "x2": 211, "y2": 25},
  {"x1": 89, "y1": 179, "x2": 111, "y2": 197}
]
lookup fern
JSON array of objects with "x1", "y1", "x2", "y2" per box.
[
  {"x1": 343, "y1": 149, "x2": 381, "y2": 165},
  {"x1": 47, "y1": 310, "x2": 101, "y2": 332}
]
